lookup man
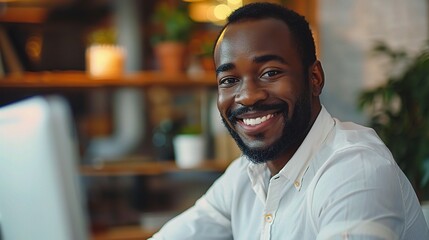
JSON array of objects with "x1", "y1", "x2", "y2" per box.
[{"x1": 150, "y1": 2, "x2": 429, "y2": 239}]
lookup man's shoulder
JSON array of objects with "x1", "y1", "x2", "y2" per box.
[
  {"x1": 314, "y1": 117, "x2": 396, "y2": 169},
  {"x1": 333, "y1": 118, "x2": 374, "y2": 133},
  {"x1": 330, "y1": 118, "x2": 387, "y2": 151}
]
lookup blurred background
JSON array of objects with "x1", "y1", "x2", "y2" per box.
[{"x1": 0, "y1": 0, "x2": 428, "y2": 239}]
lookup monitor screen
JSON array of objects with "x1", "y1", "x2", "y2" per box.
[{"x1": 0, "y1": 96, "x2": 89, "y2": 240}]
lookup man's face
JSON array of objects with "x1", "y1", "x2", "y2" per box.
[{"x1": 214, "y1": 19, "x2": 313, "y2": 164}]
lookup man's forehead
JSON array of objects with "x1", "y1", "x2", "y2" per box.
[
  {"x1": 214, "y1": 19, "x2": 293, "y2": 57},
  {"x1": 224, "y1": 18, "x2": 289, "y2": 34},
  {"x1": 217, "y1": 19, "x2": 291, "y2": 47}
]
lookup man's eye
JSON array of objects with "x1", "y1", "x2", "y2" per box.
[
  {"x1": 219, "y1": 77, "x2": 239, "y2": 86},
  {"x1": 261, "y1": 70, "x2": 280, "y2": 78}
]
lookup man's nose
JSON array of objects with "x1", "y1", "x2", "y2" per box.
[{"x1": 234, "y1": 79, "x2": 268, "y2": 106}]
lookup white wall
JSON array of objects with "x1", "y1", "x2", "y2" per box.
[{"x1": 319, "y1": 0, "x2": 428, "y2": 123}]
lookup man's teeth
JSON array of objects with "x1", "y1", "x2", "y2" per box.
[{"x1": 243, "y1": 114, "x2": 274, "y2": 126}]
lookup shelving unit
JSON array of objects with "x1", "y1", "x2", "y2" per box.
[
  {"x1": 91, "y1": 225, "x2": 155, "y2": 240},
  {"x1": 0, "y1": 71, "x2": 229, "y2": 240},
  {"x1": 0, "y1": 71, "x2": 217, "y2": 88},
  {"x1": 81, "y1": 159, "x2": 230, "y2": 176}
]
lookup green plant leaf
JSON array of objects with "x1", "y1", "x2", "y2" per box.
[
  {"x1": 150, "y1": 3, "x2": 194, "y2": 45},
  {"x1": 421, "y1": 158, "x2": 429, "y2": 187},
  {"x1": 358, "y1": 40, "x2": 429, "y2": 196}
]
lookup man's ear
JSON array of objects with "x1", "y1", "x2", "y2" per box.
[{"x1": 309, "y1": 60, "x2": 324, "y2": 97}]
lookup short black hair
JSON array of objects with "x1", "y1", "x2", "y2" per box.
[{"x1": 217, "y1": 2, "x2": 316, "y2": 70}]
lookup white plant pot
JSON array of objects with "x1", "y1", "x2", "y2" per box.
[{"x1": 173, "y1": 135, "x2": 206, "y2": 169}]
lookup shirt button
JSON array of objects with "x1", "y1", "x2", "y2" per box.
[
  {"x1": 264, "y1": 214, "x2": 273, "y2": 223},
  {"x1": 294, "y1": 181, "x2": 300, "y2": 188}
]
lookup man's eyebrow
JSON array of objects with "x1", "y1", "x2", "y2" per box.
[
  {"x1": 215, "y1": 55, "x2": 286, "y2": 75},
  {"x1": 253, "y1": 54, "x2": 287, "y2": 64},
  {"x1": 216, "y1": 63, "x2": 235, "y2": 75}
]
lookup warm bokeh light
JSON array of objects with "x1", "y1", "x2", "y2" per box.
[
  {"x1": 188, "y1": 0, "x2": 242, "y2": 24},
  {"x1": 206, "y1": 5, "x2": 218, "y2": 23},
  {"x1": 189, "y1": 2, "x2": 212, "y2": 22},
  {"x1": 25, "y1": 34, "x2": 43, "y2": 63},
  {"x1": 227, "y1": 0, "x2": 242, "y2": 5},
  {"x1": 214, "y1": 4, "x2": 231, "y2": 20}
]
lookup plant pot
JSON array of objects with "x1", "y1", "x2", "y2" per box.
[
  {"x1": 200, "y1": 56, "x2": 215, "y2": 72},
  {"x1": 154, "y1": 42, "x2": 187, "y2": 74},
  {"x1": 173, "y1": 134, "x2": 206, "y2": 169},
  {"x1": 86, "y1": 44, "x2": 125, "y2": 78}
]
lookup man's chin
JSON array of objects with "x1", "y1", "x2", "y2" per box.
[
  {"x1": 243, "y1": 154, "x2": 270, "y2": 164},
  {"x1": 240, "y1": 144, "x2": 280, "y2": 164},
  {"x1": 222, "y1": 117, "x2": 284, "y2": 163},
  {"x1": 240, "y1": 138, "x2": 270, "y2": 149}
]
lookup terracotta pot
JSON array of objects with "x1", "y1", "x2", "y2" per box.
[
  {"x1": 154, "y1": 42, "x2": 187, "y2": 74},
  {"x1": 201, "y1": 56, "x2": 215, "y2": 72}
]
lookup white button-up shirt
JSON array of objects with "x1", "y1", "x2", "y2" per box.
[{"x1": 150, "y1": 106, "x2": 429, "y2": 240}]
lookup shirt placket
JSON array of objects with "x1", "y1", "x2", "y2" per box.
[{"x1": 260, "y1": 175, "x2": 287, "y2": 240}]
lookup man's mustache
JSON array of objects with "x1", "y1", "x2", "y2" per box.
[{"x1": 227, "y1": 103, "x2": 288, "y2": 123}]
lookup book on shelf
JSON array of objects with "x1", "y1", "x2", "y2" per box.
[{"x1": 0, "y1": 26, "x2": 24, "y2": 77}]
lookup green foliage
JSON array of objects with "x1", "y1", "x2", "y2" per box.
[
  {"x1": 358, "y1": 41, "x2": 429, "y2": 195},
  {"x1": 87, "y1": 28, "x2": 117, "y2": 45},
  {"x1": 178, "y1": 124, "x2": 202, "y2": 135},
  {"x1": 198, "y1": 39, "x2": 215, "y2": 58},
  {"x1": 151, "y1": 3, "x2": 194, "y2": 45}
]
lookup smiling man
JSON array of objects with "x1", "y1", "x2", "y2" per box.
[
  {"x1": 150, "y1": 3, "x2": 429, "y2": 239},
  {"x1": 215, "y1": 11, "x2": 320, "y2": 172}
]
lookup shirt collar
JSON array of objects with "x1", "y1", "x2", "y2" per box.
[{"x1": 247, "y1": 105, "x2": 335, "y2": 191}]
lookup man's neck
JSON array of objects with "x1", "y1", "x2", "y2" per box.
[
  {"x1": 266, "y1": 105, "x2": 322, "y2": 176},
  {"x1": 266, "y1": 143, "x2": 300, "y2": 176}
]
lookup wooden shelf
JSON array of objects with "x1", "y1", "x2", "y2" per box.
[
  {"x1": 0, "y1": 71, "x2": 217, "y2": 88},
  {"x1": 91, "y1": 225, "x2": 155, "y2": 240},
  {"x1": 80, "y1": 160, "x2": 230, "y2": 176}
]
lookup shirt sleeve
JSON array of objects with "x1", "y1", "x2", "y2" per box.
[
  {"x1": 149, "y1": 158, "x2": 245, "y2": 240},
  {"x1": 311, "y1": 146, "x2": 429, "y2": 240}
]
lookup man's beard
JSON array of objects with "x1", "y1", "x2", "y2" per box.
[{"x1": 221, "y1": 95, "x2": 312, "y2": 164}]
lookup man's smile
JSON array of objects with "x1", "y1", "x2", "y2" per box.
[
  {"x1": 227, "y1": 103, "x2": 287, "y2": 136},
  {"x1": 242, "y1": 113, "x2": 275, "y2": 126},
  {"x1": 236, "y1": 111, "x2": 282, "y2": 136}
]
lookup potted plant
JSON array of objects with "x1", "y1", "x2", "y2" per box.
[
  {"x1": 358, "y1": 41, "x2": 429, "y2": 201},
  {"x1": 85, "y1": 28, "x2": 125, "y2": 78},
  {"x1": 87, "y1": 28, "x2": 117, "y2": 46},
  {"x1": 173, "y1": 124, "x2": 206, "y2": 169},
  {"x1": 197, "y1": 38, "x2": 215, "y2": 72},
  {"x1": 150, "y1": 2, "x2": 194, "y2": 74}
]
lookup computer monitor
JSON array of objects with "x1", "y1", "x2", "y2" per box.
[{"x1": 0, "y1": 96, "x2": 89, "y2": 240}]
